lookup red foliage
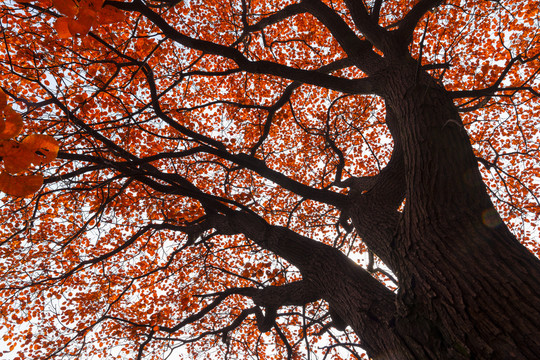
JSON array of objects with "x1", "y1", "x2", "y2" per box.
[{"x1": 0, "y1": 0, "x2": 538, "y2": 359}]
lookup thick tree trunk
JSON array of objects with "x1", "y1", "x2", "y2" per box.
[{"x1": 348, "y1": 64, "x2": 540, "y2": 359}]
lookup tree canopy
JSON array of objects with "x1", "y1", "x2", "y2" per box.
[{"x1": 0, "y1": 0, "x2": 539, "y2": 359}]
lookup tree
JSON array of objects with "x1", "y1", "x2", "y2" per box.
[{"x1": 0, "y1": 0, "x2": 539, "y2": 358}]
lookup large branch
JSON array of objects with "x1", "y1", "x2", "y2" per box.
[
  {"x1": 208, "y1": 209, "x2": 408, "y2": 356},
  {"x1": 344, "y1": 145, "x2": 404, "y2": 272},
  {"x1": 300, "y1": 0, "x2": 385, "y2": 75},
  {"x1": 227, "y1": 281, "x2": 321, "y2": 308},
  {"x1": 346, "y1": 108, "x2": 405, "y2": 272},
  {"x1": 395, "y1": 0, "x2": 444, "y2": 47},
  {"x1": 341, "y1": 0, "x2": 389, "y2": 53},
  {"x1": 224, "y1": 281, "x2": 322, "y2": 332}
]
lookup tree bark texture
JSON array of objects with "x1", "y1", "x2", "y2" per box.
[{"x1": 336, "y1": 64, "x2": 540, "y2": 359}]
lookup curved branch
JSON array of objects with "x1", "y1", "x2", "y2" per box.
[
  {"x1": 208, "y1": 209, "x2": 407, "y2": 357},
  {"x1": 74, "y1": 34, "x2": 351, "y2": 208},
  {"x1": 301, "y1": 0, "x2": 385, "y2": 75},
  {"x1": 108, "y1": 0, "x2": 376, "y2": 95},
  {"x1": 341, "y1": 0, "x2": 389, "y2": 53},
  {"x1": 59, "y1": 142, "x2": 348, "y2": 208},
  {"x1": 251, "y1": 57, "x2": 356, "y2": 153},
  {"x1": 342, "y1": 107, "x2": 405, "y2": 271}
]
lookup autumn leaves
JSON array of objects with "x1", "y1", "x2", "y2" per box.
[
  {"x1": 50, "y1": 0, "x2": 125, "y2": 38},
  {"x1": 14, "y1": 0, "x2": 125, "y2": 38},
  {"x1": 0, "y1": 90, "x2": 59, "y2": 197},
  {"x1": 0, "y1": 0, "x2": 126, "y2": 196}
]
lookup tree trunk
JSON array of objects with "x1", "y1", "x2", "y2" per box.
[{"x1": 351, "y1": 64, "x2": 540, "y2": 359}]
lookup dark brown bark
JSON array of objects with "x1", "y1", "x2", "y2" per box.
[{"x1": 367, "y1": 63, "x2": 540, "y2": 359}]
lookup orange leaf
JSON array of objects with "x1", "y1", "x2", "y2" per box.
[
  {"x1": 0, "y1": 139, "x2": 16, "y2": 158},
  {"x1": 80, "y1": 0, "x2": 104, "y2": 12},
  {"x1": 52, "y1": 0, "x2": 79, "y2": 17},
  {"x1": 0, "y1": 106, "x2": 23, "y2": 140},
  {"x1": 0, "y1": 140, "x2": 33, "y2": 174},
  {"x1": 54, "y1": 18, "x2": 72, "y2": 39},
  {"x1": 21, "y1": 134, "x2": 60, "y2": 165},
  {"x1": 0, "y1": 89, "x2": 7, "y2": 111},
  {"x1": 97, "y1": 5, "x2": 125, "y2": 24},
  {"x1": 68, "y1": 14, "x2": 95, "y2": 37},
  {"x1": 0, "y1": 171, "x2": 43, "y2": 197}
]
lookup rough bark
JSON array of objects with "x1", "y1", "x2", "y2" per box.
[{"x1": 371, "y1": 63, "x2": 540, "y2": 359}]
